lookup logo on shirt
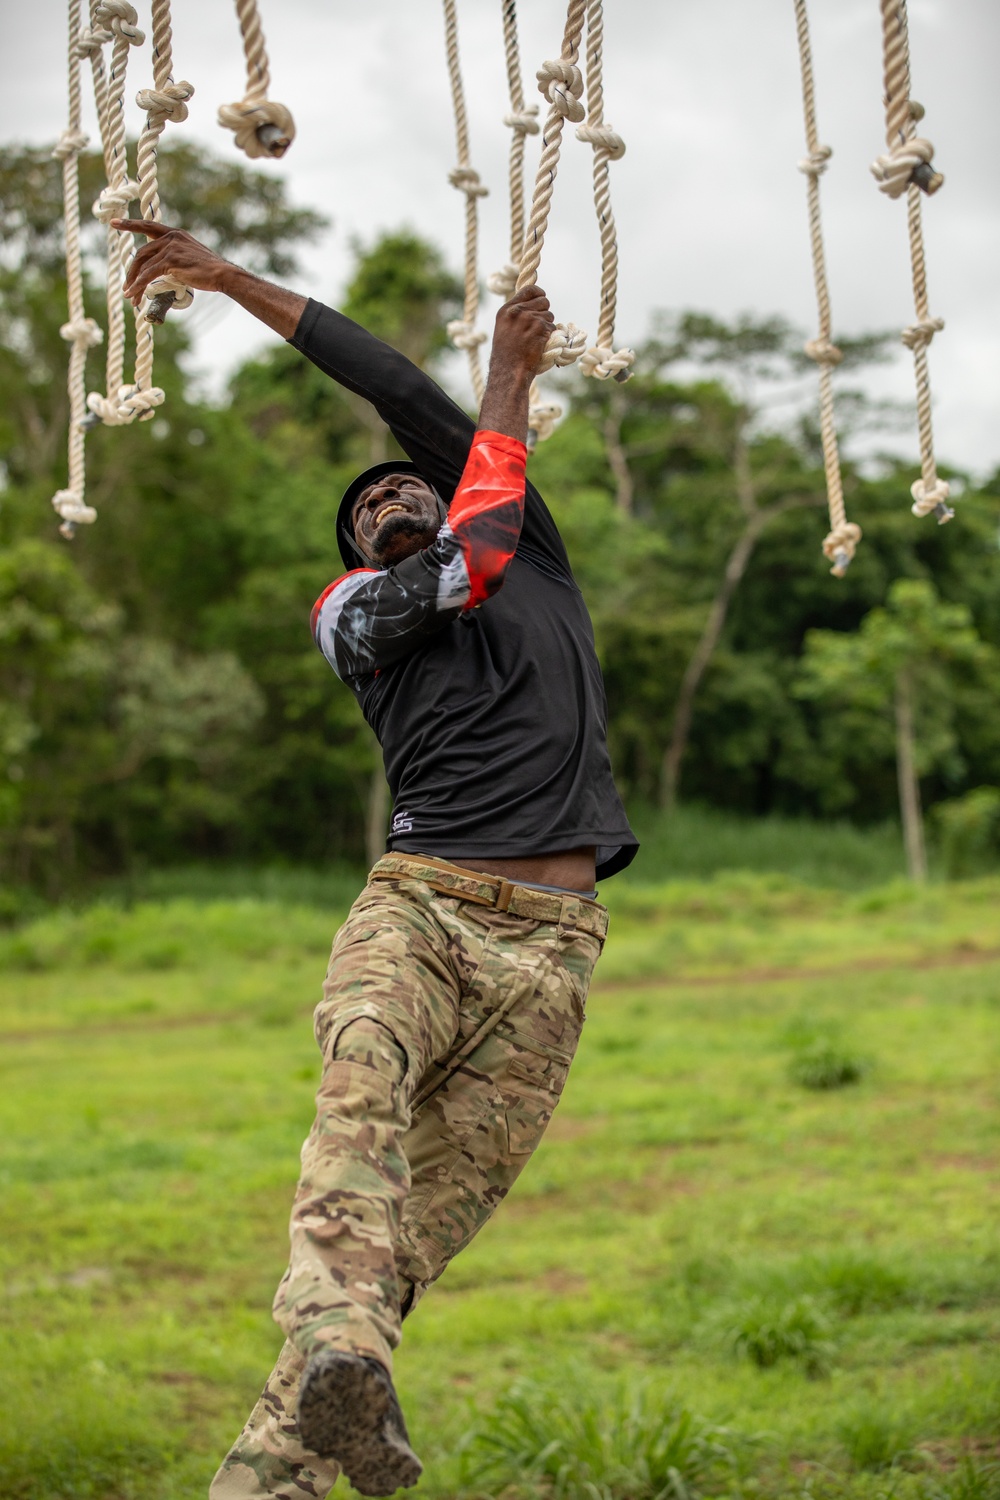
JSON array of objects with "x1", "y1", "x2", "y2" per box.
[{"x1": 391, "y1": 809, "x2": 414, "y2": 835}]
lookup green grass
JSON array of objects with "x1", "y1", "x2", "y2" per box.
[
  {"x1": 628, "y1": 805, "x2": 916, "y2": 889},
  {"x1": 1, "y1": 870, "x2": 999, "y2": 1499}
]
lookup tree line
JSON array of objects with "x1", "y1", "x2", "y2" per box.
[{"x1": 2, "y1": 139, "x2": 999, "y2": 898}]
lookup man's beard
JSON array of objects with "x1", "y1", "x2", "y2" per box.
[{"x1": 371, "y1": 513, "x2": 440, "y2": 567}]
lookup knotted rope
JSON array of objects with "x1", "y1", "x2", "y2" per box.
[
  {"x1": 51, "y1": 0, "x2": 102, "y2": 537},
  {"x1": 575, "y1": 0, "x2": 633, "y2": 383},
  {"x1": 120, "y1": 0, "x2": 195, "y2": 422},
  {"x1": 84, "y1": 0, "x2": 146, "y2": 431},
  {"x1": 516, "y1": 0, "x2": 589, "y2": 442},
  {"x1": 442, "y1": 0, "x2": 487, "y2": 407},
  {"x1": 871, "y1": 0, "x2": 952, "y2": 523},
  {"x1": 487, "y1": 0, "x2": 539, "y2": 301},
  {"x1": 793, "y1": 0, "x2": 860, "y2": 577},
  {"x1": 218, "y1": 0, "x2": 295, "y2": 159}
]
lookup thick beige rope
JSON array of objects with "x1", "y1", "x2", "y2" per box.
[
  {"x1": 487, "y1": 0, "x2": 539, "y2": 301},
  {"x1": 118, "y1": 0, "x2": 195, "y2": 423},
  {"x1": 442, "y1": 0, "x2": 487, "y2": 408},
  {"x1": 51, "y1": 0, "x2": 103, "y2": 537},
  {"x1": 871, "y1": 0, "x2": 952, "y2": 523},
  {"x1": 218, "y1": 0, "x2": 295, "y2": 159},
  {"x1": 84, "y1": 0, "x2": 146, "y2": 431},
  {"x1": 793, "y1": 0, "x2": 860, "y2": 577},
  {"x1": 516, "y1": 0, "x2": 589, "y2": 442},
  {"x1": 575, "y1": 0, "x2": 633, "y2": 383}
]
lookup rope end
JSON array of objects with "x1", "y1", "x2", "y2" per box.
[{"x1": 910, "y1": 478, "x2": 953, "y2": 522}]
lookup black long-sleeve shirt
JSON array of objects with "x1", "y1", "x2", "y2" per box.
[{"x1": 295, "y1": 299, "x2": 637, "y2": 881}]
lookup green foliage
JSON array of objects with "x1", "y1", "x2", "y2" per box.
[
  {"x1": 462, "y1": 1380, "x2": 740, "y2": 1500},
  {"x1": 341, "y1": 229, "x2": 462, "y2": 366},
  {"x1": 788, "y1": 1037, "x2": 868, "y2": 1091},
  {"x1": 836, "y1": 1405, "x2": 917, "y2": 1471},
  {"x1": 727, "y1": 1295, "x2": 835, "y2": 1377},
  {"x1": 932, "y1": 787, "x2": 1000, "y2": 877},
  {"x1": 796, "y1": 579, "x2": 1000, "y2": 816},
  {"x1": 920, "y1": 1457, "x2": 1000, "y2": 1500}
]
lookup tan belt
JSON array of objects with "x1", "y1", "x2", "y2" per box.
[{"x1": 368, "y1": 852, "x2": 608, "y2": 939}]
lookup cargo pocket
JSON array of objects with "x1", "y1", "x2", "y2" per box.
[{"x1": 495, "y1": 1027, "x2": 574, "y2": 1159}]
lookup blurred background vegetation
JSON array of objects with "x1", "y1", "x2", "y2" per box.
[{"x1": 3, "y1": 138, "x2": 1000, "y2": 911}]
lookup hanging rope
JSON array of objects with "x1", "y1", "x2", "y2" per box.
[
  {"x1": 51, "y1": 0, "x2": 103, "y2": 538},
  {"x1": 120, "y1": 0, "x2": 195, "y2": 422},
  {"x1": 218, "y1": 0, "x2": 295, "y2": 159},
  {"x1": 442, "y1": 0, "x2": 488, "y2": 408},
  {"x1": 575, "y1": 0, "x2": 633, "y2": 383},
  {"x1": 84, "y1": 0, "x2": 145, "y2": 431},
  {"x1": 793, "y1": 0, "x2": 860, "y2": 578},
  {"x1": 487, "y1": 0, "x2": 538, "y2": 301},
  {"x1": 516, "y1": 0, "x2": 589, "y2": 442},
  {"x1": 871, "y1": 0, "x2": 952, "y2": 523}
]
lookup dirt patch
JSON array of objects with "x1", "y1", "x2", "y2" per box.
[{"x1": 4, "y1": 943, "x2": 1000, "y2": 1045}]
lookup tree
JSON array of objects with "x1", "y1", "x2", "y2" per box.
[{"x1": 797, "y1": 580, "x2": 999, "y2": 880}]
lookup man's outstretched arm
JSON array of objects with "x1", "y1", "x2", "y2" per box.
[{"x1": 114, "y1": 219, "x2": 306, "y2": 338}]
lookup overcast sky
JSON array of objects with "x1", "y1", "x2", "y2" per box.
[{"x1": 3, "y1": 0, "x2": 998, "y2": 480}]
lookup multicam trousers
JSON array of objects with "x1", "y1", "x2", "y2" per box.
[{"x1": 210, "y1": 853, "x2": 608, "y2": 1499}]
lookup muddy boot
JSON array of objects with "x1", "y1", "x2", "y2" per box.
[{"x1": 296, "y1": 1350, "x2": 422, "y2": 1496}]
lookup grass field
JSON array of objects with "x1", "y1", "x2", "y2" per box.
[{"x1": 1, "y1": 849, "x2": 998, "y2": 1499}]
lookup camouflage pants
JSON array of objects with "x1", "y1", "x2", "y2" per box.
[{"x1": 210, "y1": 854, "x2": 607, "y2": 1499}]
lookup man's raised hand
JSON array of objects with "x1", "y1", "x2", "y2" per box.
[
  {"x1": 491, "y1": 286, "x2": 556, "y2": 382},
  {"x1": 111, "y1": 220, "x2": 232, "y2": 307}
]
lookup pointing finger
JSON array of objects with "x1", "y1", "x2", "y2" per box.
[{"x1": 110, "y1": 218, "x2": 172, "y2": 237}]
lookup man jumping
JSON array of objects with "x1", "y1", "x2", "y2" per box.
[{"x1": 115, "y1": 218, "x2": 638, "y2": 1500}]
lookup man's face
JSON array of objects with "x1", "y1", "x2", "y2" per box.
[{"x1": 352, "y1": 473, "x2": 441, "y2": 567}]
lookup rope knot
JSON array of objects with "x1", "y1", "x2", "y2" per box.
[
  {"x1": 910, "y1": 476, "x2": 954, "y2": 523},
  {"x1": 52, "y1": 128, "x2": 89, "y2": 161},
  {"x1": 536, "y1": 59, "x2": 585, "y2": 123},
  {"x1": 900, "y1": 316, "x2": 944, "y2": 350},
  {"x1": 447, "y1": 166, "x2": 488, "y2": 199},
  {"x1": 52, "y1": 489, "x2": 97, "y2": 536},
  {"x1": 537, "y1": 322, "x2": 588, "y2": 374},
  {"x1": 503, "y1": 106, "x2": 540, "y2": 137},
  {"x1": 92, "y1": 180, "x2": 141, "y2": 222},
  {"x1": 575, "y1": 122, "x2": 625, "y2": 160},
  {"x1": 217, "y1": 98, "x2": 296, "y2": 159},
  {"x1": 446, "y1": 319, "x2": 487, "y2": 352},
  {"x1": 143, "y1": 274, "x2": 195, "y2": 317},
  {"x1": 136, "y1": 80, "x2": 195, "y2": 126},
  {"x1": 527, "y1": 395, "x2": 563, "y2": 448},
  {"x1": 116, "y1": 383, "x2": 166, "y2": 422},
  {"x1": 804, "y1": 336, "x2": 843, "y2": 367},
  {"x1": 822, "y1": 520, "x2": 863, "y2": 577},
  {"x1": 870, "y1": 135, "x2": 941, "y2": 198},
  {"x1": 797, "y1": 144, "x2": 832, "y2": 177},
  {"x1": 86, "y1": 390, "x2": 132, "y2": 427},
  {"x1": 76, "y1": 23, "x2": 113, "y2": 56},
  {"x1": 487, "y1": 264, "x2": 519, "y2": 299},
  {"x1": 93, "y1": 0, "x2": 145, "y2": 46},
  {"x1": 579, "y1": 345, "x2": 635, "y2": 381},
  {"x1": 60, "y1": 316, "x2": 104, "y2": 350}
]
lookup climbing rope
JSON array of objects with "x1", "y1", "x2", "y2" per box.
[
  {"x1": 487, "y1": 0, "x2": 539, "y2": 302},
  {"x1": 84, "y1": 0, "x2": 146, "y2": 431},
  {"x1": 516, "y1": 0, "x2": 589, "y2": 441},
  {"x1": 217, "y1": 0, "x2": 295, "y2": 159},
  {"x1": 871, "y1": 0, "x2": 952, "y2": 524},
  {"x1": 442, "y1": 0, "x2": 488, "y2": 408},
  {"x1": 575, "y1": 0, "x2": 633, "y2": 383},
  {"x1": 51, "y1": 0, "x2": 103, "y2": 537},
  {"x1": 793, "y1": 0, "x2": 860, "y2": 578},
  {"x1": 487, "y1": 0, "x2": 553, "y2": 443}
]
